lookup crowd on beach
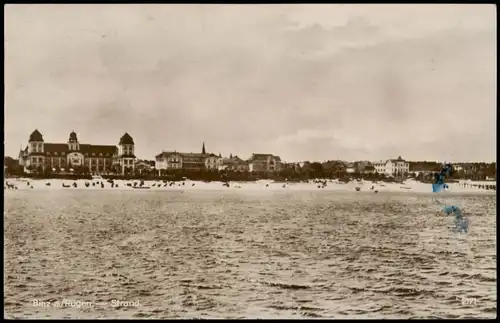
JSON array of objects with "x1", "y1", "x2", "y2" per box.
[
  {"x1": 4, "y1": 177, "x2": 495, "y2": 193},
  {"x1": 4, "y1": 178, "x2": 198, "y2": 190}
]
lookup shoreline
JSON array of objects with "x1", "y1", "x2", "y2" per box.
[{"x1": 4, "y1": 177, "x2": 496, "y2": 194}]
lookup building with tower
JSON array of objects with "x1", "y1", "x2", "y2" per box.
[
  {"x1": 372, "y1": 156, "x2": 409, "y2": 177},
  {"x1": 18, "y1": 130, "x2": 137, "y2": 175},
  {"x1": 155, "y1": 142, "x2": 223, "y2": 174}
]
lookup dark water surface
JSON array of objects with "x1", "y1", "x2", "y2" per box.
[{"x1": 4, "y1": 190, "x2": 497, "y2": 319}]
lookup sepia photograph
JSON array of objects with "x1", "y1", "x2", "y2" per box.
[{"x1": 4, "y1": 4, "x2": 496, "y2": 319}]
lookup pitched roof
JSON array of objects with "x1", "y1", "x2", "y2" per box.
[
  {"x1": 223, "y1": 156, "x2": 248, "y2": 165},
  {"x1": 44, "y1": 143, "x2": 69, "y2": 153},
  {"x1": 156, "y1": 151, "x2": 217, "y2": 160},
  {"x1": 251, "y1": 153, "x2": 272, "y2": 159},
  {"x1": 155, "y1": 151, "x2": 182, "y2": 158},
  {"x1": 80, "y1": 144, "x2": 118, "y2": 155},
  {"x1": 182, "y1": 153, "x2": 204, "y2": 158},
  {"x1": 136, "y1": 160, "x2": 155, "y2": 167},
  {"x1": 119, "y1": 133, "x2": 134, "y2": 145},
  {"x1": 29, "y1": 129, "x2": 44, "y2": 142},
  {"x1": 182, "y1": 153, "x2": 206, "y2": 162},
  {"x1": 249, "y1": 153, "x2": 281, "y2": 162},
  {"x1": 387, "y1": 156, "x2": 406, "y2": 163},
  {"x1": 43, "y1": 143, "x2": 117, "y2": 156}
]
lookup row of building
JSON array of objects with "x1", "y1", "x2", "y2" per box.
[
  {"x1": 352, "y1": 157, "x2": 410, "y2": 177},
  {"x1": 18, "y1": 130, "x2": 282, "y2": 175},
  {"x1": 24, "y1": 129, "x2": 470, "y2": 178}
]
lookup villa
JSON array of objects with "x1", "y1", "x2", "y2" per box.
[
  {"x1": 155, "y1": 142, "x2": 223, "y2": 174},
  {"x1": 372, "y1": 156, "x2": 410, "y2": 177},
  {"x1": 247, "y1": 153, "x2": 282, "y2": 172}
]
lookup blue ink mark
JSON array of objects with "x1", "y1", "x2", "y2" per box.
[
  {"x1": 454, "y1": 217, "x2": 469, "y2": 233},
  {"x1": 442, "y1": 204, "x2": 469, "y2": 233},
  {"x1": 432, "y1": 164, "x2": 453, "y2": 192},
  {"x1": 433, "y1": 163, "x2": 469, "y2": 234}
]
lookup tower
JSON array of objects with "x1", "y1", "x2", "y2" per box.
[
  {"x1": 119, "y1": 133, "x2": 135, "y2": 175},
  {"x1": 28, "y1": 129, "x2": 44, "y2": 171},
  {"x1": 68, "y1": 130, "x2": 80, "y2": 151},
  {"x1": 202, "y1": 142, "x2": 206, "y2": 155},
  {"x1": 28, "y1": 129, "x2": 44, "y2": 154},
  {"x1": 119, "y1": 133, "x2": 135, "y2": 156}
]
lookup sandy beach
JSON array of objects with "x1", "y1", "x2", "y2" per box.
[{"x1": 4, "y1": 177, "x2": 496, "y2": 194}]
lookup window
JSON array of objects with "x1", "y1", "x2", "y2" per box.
[
  {"x1": 92, "y1": 153, "x2": 96, "y2": 156},
  {"x1": 54, "y1": 152, "x2": 58, "y2": 156},
  {"x1": 99, "y1": 153, "x2": 103, "y2": 157},
  {"x1": 62, "y1": 152, "x2": 66, "y2": 156}
]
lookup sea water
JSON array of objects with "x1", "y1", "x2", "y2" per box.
[{"x1": 4, "y1": 190, "x2": 497, "y2": 319}]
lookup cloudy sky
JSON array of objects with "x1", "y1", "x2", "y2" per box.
[{"x1": 5, "y1": 4, "x2": 496, "y2": 162}]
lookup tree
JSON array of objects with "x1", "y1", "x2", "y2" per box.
[
  {"x1": 124, "y1": 166, "x2": 133, "y2": 176},
  {"x1": 279, "y1": 167, "x2": 297, "y2": 180},
  {"x1": 310, "y1": 162, "x2": 324, "y2": 179},
  {"x1": 4, "y1": 156, "x2": 24, "y2": 176},
  {"x1": 44, "y1": 166, "x2": 53, "y2": 176},
  {"x1": 4, "y1": 157, "x2": 17, "y2": 169}
]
